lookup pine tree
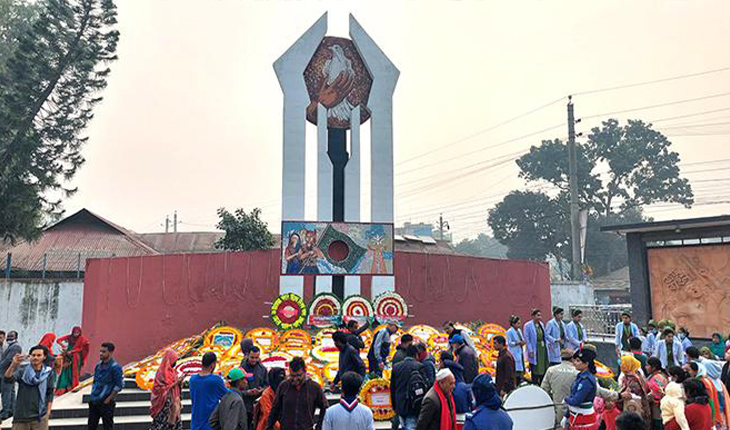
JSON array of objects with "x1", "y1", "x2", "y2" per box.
[{"x1": 0, "y1": 0, "x2": 119, "y2": 243}]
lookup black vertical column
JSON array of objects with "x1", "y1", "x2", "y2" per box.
[{"x1": 328, "y1": 128, "x2": 348, "y2": 300}]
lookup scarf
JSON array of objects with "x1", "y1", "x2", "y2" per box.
[
  {"x1": 39, "y1": 333, "x2": 56, "y2": 351},
  {"x1": 433, "y1": 382, "x2": 456, "y2": 430},
  {"x1": 21, "y1": 364, "x2": 53, "y2": 419},
  {"x1": 150, "y1": 349, "x2": 180, "y2": 419},
  {"x1": 620, "y1": 355, "x2": 641, "y2": 374}
]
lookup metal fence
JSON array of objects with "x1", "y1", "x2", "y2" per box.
[{"x1": 569, "y1": 304, "x2": 632, "y2": 336}]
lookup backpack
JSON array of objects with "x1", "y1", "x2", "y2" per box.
[{"x1": 406, "y1": 368, "x2": 427, "y2": 414}]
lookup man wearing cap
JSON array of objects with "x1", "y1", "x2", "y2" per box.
[
  {"x1": 449, "y1": 334, "x2": 478, "y2": 384},
  {"x1": 463, "y1": 374, "x2": 513, "y2": 430},
  {"x1": 209, "y1": 368, "x2": 250, "y2": 430},
  {"x1": 416, "y1": 369, "x2": 456, "y2": 430},
  {"x1": 541, "y1": 348, "x2": 578, "y2": 427},
  {"x1": 614, "y1": 312, "x2": 640, "y2": 356}
]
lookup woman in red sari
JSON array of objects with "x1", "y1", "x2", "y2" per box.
[
  {"x1": 55, "y1": 326, "x2": 90, "y2": 395},
  {"x1": 38, "y1": 333, "x2": 60, "y2": 372},
  {"x1": 149, "y1": 349, "x2": 184, "y2": 430}
]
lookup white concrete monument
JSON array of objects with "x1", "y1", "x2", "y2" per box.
[{"x1": 274, "y1": 13, "x2": 399, "y2": 300}]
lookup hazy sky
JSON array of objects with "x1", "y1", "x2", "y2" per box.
[{"x1": 64, "y1": 0, "x2": 730, "y2": 241}]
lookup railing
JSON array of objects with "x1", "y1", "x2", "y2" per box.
[{"x1": 569, "y1": 304, "x2": 632, "y2": 337}]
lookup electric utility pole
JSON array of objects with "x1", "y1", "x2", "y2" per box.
[
  {"x1": 568, "y1": 96, "x2": 582, "y2": 280},
  {"x1": 438, "y1": 214, "x2": 450, "y2": 241}
]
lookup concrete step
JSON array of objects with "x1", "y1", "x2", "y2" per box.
[
  {"x1": 83, "y1": 389, "x2": 191, "y2": 404},
  {"x1": 51, "y1": 401, "x2": 192, "y2": 420},
  {"x1": 46, "y1": 413, "x2": 192, "y2": 430}
]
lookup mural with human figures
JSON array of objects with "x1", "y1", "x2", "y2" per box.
[{"x1": 281, "y1": 221, "x2": 393, "y2": 275}]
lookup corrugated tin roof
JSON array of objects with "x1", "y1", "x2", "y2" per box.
[
  {"x1": 137, "y1": 232, "x2": 224, "y2": 254},
  {"x1": 2, "y1": 209, "x2": 158, "y2": 272},
  {"x1": 590, "y1": 267, "x2": 630, "y2": 291}
]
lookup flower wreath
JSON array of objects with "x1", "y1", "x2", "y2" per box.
[
  {"x1": 373, "y1": 292, "x2": 408, "y2": 323},
  {"x1": 270, "y1": 293, "x2": 307, "y2": 330},
  {"x1": 360, "y1": 378, "x2": 396, "y2": 420}
]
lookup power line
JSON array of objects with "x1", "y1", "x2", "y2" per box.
[
  {"x1": 395, "y1": 125, "x2": 564, "y2": 194},
  {"x1": 649, "y1": 107, "x2": 730, "y2": 124},
  {"x1": 396, "y1": 97, "x2": 565, "y2": 166},
  {"x1": 573, "y1": 66, "x2": 730, "y2": 97},
  {"x1": 581, "y1": 91, "x2": 730, "y2": 120}
]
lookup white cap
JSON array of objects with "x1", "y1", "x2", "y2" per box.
[{"x1": 436, "y1": 368, "x2": 454, "y2": 381}]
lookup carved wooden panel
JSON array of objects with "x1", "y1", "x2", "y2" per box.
[{"x1": 648, "y1": 244, "x2": 730, "y2": 338}]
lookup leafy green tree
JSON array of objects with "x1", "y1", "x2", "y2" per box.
[
  {"x1": 488, "y1": 119, "x2": 692, "y2": 276},
  {"x1": 488, "y1": 191, "x2": 571, "y2": 262},
  {"x1": 454, "y1": 233, "x2": 508, "y2": 259},
  {"x1": 0, "y1": 0, "x2": 119, "y2": 244},
  {"x1": 0, "y1": 0, "x2": 40, "y2": 72},
  {"x1": 215, "y1": 208, "x2": 275, "y2": 251}
]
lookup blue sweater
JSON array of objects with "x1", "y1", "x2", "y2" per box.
[
  {"x1": 463, "y1": 405, "x2": 514, "y2": 430},
  {"x1": 453, "y1": 381, "x2": 474, "y2": 414}
]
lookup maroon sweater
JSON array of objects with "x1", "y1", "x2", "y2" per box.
[
  {"x1": 664, "y1": 402, "x2": 712, "y2": 430},
  {"x1": 266, "y1": 378, "x2": 328, "y2": 430},
  {"x1": 495, "y1": 349, "x2": 516, "y2": 394}
]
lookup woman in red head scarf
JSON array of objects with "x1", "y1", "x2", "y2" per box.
[
  {"x1": 149, "y1": 349, "x2": 184, "y2": 430},
  {"x1": 55, "y1": 326, "x2": 90, "y2": 395},
  {"x1": 38, "y1": 333, "x2": 58, "y2": 371}
]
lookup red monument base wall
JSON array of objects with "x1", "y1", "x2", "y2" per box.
[{"x1": 82, "y1": 250, "x2": 550, "y2": 369}]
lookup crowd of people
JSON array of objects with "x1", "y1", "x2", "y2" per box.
[
  {"x1": 0, "y1": 327, "x2": 122, "y2": 430},
  {"x1": 4, "y1": 311, "x2": 730, "y2": 430},
  {"x1": 509, "y1": 307, "x2": 730, "y2": 430}
]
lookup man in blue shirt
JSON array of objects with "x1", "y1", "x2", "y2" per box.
[
  {"x1": 190, "y1": 352, "x2": 229, "y2": 430},
  {"x1": 88, "y1": 342, "x2": 124, "y2": 430}
]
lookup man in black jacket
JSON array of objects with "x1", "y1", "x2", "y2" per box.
[
  {"x1": 392, "y1": 334, "x2": 414, "y2": 366},
  {"x1": 449, "y1": 334, "x2": 478, "y2": 383},
  {"x1": 332, "y1": 331, "x2": 366, "y2": 387},
  {"x1": 241, "y1": 346, "x2": 267, "y2": 426},
  {"x1": 345, "y1": 320, "x2": 369, "y2": 351},
  {"x1": 391, "y1": 345, "x2": 427, "y2": 430}
]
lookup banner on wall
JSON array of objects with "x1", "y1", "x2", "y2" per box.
[{"x1": 281, "y1": 221, "x2": 394, "y2": 276}]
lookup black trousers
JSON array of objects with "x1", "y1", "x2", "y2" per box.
[{"x1": 88, "y1": 402, "x2": 116, "y2": 430}]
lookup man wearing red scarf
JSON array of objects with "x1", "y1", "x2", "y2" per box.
[{"x1": 416, "y1": 368, "x2": 457, "y2": 430}]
